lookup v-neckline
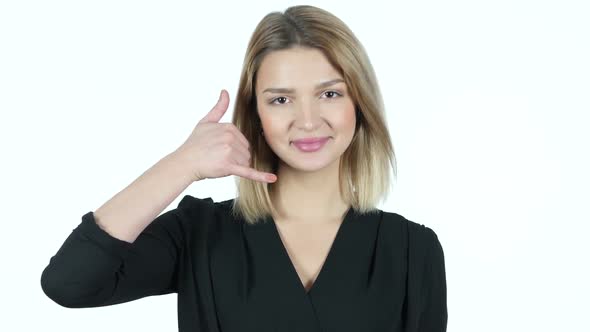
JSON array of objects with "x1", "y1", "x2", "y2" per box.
[{"x1": 268, "y1": 206, "x2": 355, "y2": 297}]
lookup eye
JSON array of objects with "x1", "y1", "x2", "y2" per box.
[
  {"x1": 268, "y1": 90, "x2": 343, "y2": 105},
  {"x1": 322, "y1": 90, "x2": 343, "y2": 99},
  {"x1": 269, "y1": 96, "x2": 289, "y2": 105}
]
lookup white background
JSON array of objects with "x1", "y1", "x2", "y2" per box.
[{"x1": 1, "y1": 0, "x2": 588, "y2": 331}]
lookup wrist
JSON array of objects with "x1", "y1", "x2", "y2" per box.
[{"x1": 161, "y1": 152, "x2": 197, "y2": 182}]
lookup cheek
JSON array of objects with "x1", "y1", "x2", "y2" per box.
[
  {"x1": 257, "y1": 108, "x2": 274, "y2": 132},
  {"x1": 259, "y1": 114, "x2": 288, "y2": 146},
  {"x1": 260, "y1": 115, "x2": 283, "y2": 136},
  {"x1": 334, "y1": 105, "x2": 357, "y2": 133},
  {"x1": 258, "y1": 107, "x2": 288, "y2": 133}
]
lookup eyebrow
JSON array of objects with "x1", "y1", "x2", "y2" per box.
[{"x1": 262, "y1": 78, "x2": 345, "y2": 94}]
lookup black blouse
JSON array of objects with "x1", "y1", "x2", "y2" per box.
[{"x1": 41, "y1": 195, "x2": 447, "y2": 331}]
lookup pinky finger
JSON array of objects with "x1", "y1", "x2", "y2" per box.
[{"x1": 230, "y1": 164, "x2": 276, "y2": 183}]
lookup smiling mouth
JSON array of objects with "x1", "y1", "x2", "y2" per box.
[
  {"x1": 291, "y1": 137, "x2": 331, "y2": 152},
  {"x1": 291, "y1": 136, "x2": 331, "y2": 144}
]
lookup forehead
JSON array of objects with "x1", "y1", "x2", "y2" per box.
[{"x1": 256, "y1": 47, "x2": 342, "y2": 89}]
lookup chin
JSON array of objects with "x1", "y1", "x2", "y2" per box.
[
  {"x1": 283, "y1": 150, "x2": 343, "y2": 173},
  {"x1": 291, "y1": 160, "x2": 333, "y2": 172}
]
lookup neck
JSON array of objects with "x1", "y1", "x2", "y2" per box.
[{"x1": 270, "y1": 157, "x2": 350, "y2": 224}]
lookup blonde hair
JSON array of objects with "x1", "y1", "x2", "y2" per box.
[{"x1": 230, "y1": 5, "x2": 397, "y2": 225}]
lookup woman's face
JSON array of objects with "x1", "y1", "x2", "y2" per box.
[{"x1": 255, "y1": 47, "x2": 357, "y2": 172}]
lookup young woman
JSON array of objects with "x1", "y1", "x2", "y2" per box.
[{"x1": 41, "y1": 5, "x2": 447, "y2": 332}]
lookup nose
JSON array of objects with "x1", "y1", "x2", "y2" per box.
[{"x1": 294, "y1": 100, "x2": 322, "y2": 131}]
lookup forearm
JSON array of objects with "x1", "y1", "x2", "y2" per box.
[{"x1": 93, "y1": 152, "x2": 195, "y2": 243}]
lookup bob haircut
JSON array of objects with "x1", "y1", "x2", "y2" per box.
[{"x1": 230, "y1": 5, "x2": 397, "y2": 225}]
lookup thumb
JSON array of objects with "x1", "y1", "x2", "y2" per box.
[{"x1": 199, "y1": 89, "x2": 229, "y2": 124}]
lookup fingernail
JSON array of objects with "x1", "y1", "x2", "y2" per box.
[{"x1": 218, "y1": 90, "x2": 223, "y2": 102}]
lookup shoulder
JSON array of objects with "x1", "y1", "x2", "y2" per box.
[
  {"x1": 177, "y1": 194, "x2": 215, "y2": 209},
  {"x1": 380, "y1": 210, "x2": 439, "y2": 239},
  {"x1": 380, "y1": 210, "x2": 444, "y2": 260},
  {"x1": 175, "y1": 194, "x2": 233, "y2": 215},
  {"x1": 173, "y1": 194, "x2": 241, "y2": 230},
  {"x1": 380, "y1": 211, "x2": 447, "y2": 324}
]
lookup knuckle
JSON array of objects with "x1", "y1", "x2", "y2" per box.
[
  {"x1": 223, "y1": 132, "x2": 233, "y2": 142},
  {"x1": 220, "y1": 164, "x2": 231, "y2": 175}
]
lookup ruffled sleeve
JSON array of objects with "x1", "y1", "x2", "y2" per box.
[{"x1": 40, "y1": 195, "x2": 213, "y2": 308}]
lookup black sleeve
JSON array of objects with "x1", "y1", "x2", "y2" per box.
[
  {"x1": 40, "y1": 195, "x2": 205, "y2": 308},
  {"x1": 417, "y1": 227, "x2": 448, "y2": 331}
]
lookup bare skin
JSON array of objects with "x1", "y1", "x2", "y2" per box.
[
  {"x1": 255, "y1": 46, "x2": 357, "y2": 290},
  {"x1": 256, "y1": 46, "x2": 356, "y2": 223},
  {"x1": 93, "y1": 89, "x2": 277, "y2": 243}
]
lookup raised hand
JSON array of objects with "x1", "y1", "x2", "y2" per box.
[{"x1": 173, "y1": 89, "x2": 277, "y2": 183}]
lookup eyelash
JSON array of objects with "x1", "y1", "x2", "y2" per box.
[{"x1": 268, "y1": 90, "x2": 343, "y2": 105}]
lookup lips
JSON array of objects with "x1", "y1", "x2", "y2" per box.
[
  {"x1": 291, "y1": 136, "x2": 330, "y2": 144},
  {"x1": 291, "y1": 136, "x2": 330, "y2": 152}
]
